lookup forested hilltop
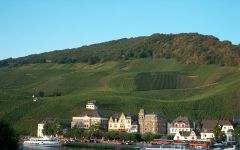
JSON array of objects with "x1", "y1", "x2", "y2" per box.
[{"x1": 1, "y1": 33, "x2": 240, "y2": 67}]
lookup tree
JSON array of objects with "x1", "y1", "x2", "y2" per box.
[
  {"x1": 87, "y1": 56, "x2": 100, "y2": 65},
  {"x1": 42, "y1": 121, "x2": 61, "y2": 137},
  {"x1": 65, "y1": 126, "x2": 84, "y2": 139},
  {"x1": 0, "y1": 120, "x2": 19, "y2": 150},
  {"x1": 213, "y1": 125, "x2": 226, "y2": 143},
  {"x1": 234, "y1": 124, "x2": 240, "y2": 144},
  {"x1": 103, "y1": 131, "x2": 118, "y2": 140},
  {"x1": 0, "y1": 60, "x2": 9, "y2": 67},
  {"x1": 134, "y1": 133, "x2": 142, "y2": 141},
  {"x1": 85, "y1": 124, "x2": 104, "y2": 139},
  {"x1": 167, "y1": 135, "x2": 174, "y2": 140},
  {"x1": 141, "y1": 132, "x2": 156, "y2": 142},
  {"x1": 125, "y1": 133, "x2": 135, "y2": 141}
]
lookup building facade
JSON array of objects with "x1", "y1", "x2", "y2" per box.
[
  {"x1": 108, "y1": 112, "x2": 134, "y2": 132},
  {"x1": 174, "y1": 131, "x2": 197, "y2": 141},
  {"x1": 37, "y1": 118, "x2": 54, "y2": 137},
  {"x1": 86, "y1": 100, "x2": 98, "y2": 110},
  {"x1": 138, "y1": 109, "x2": 167, "y2": 134},
  {"x1": 129, "y1": 122, "x2": 139, "y2": 133},
  {"x1": 200, "y1": 120, "x2": 234, "y2": 142},
  {"x1": 71, "y1": 100, "x2": 108, "y2": 130},
  {"x1": 37, "y1": 123, "x2": 45, "y2": 137},
  {"x1": 169, "y1": 116, "x2": 193, "y2": 135}
]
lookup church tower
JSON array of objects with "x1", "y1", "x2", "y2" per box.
[{"x1": 138, "y1": 109, "x2": 145, "y2": 134}]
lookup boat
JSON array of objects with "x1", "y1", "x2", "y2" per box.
[
  {"x1": 23, "y1": 137, "x2": 61, "y2": 147},
  {"x1": 141, "y1": 144, "x2": 187, "y2": 150}
]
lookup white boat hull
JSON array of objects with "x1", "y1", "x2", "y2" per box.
[{"x1": 23, "y1": 137, "x2": 61, "y2": 147}]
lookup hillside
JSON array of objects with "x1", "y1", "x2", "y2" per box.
[
  {"x1": 0, "y1": 58, "x2": 240, "y2": 135},
  {"x1": 1, "y1": 33, "x2": 240, "y2": 67}
]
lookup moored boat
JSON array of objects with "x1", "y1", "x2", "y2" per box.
[
  {"x1": 141, "y1": 144, "x2": 187, "y2": 150},
  {"x1": 23, "y1": 137, "x2": 61, "y2": 147}
]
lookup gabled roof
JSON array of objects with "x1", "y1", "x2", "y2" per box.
[
  {"x1": 77, "y1": 109, "x2": 107, "y2": 118},
  {"x1": 178, "y1": 131, "x2": 196, "y2": 137},
  {"x1": 132, "y1": 121, "x2": 138, "y2": 125},
  {"x1": 157, "y1": 113, "x2": 168, "y2": 120},
  {"x1": 171, "y1": 116, "x2": 191, "y2": 126},
  {"x1": 179, "y1": 131, "x2": 192, "y2": 137},
  {"x1": 231, "y1": 118, "x2": 240, "y2": 128},
  {"x1": 111, "y1": 112, "x2": 131, "y2": 122},
  {"x1": 201, "y1": 120, "x2": 232, "y2": 132},
  {"x1": 112, "y1": 113, "x2": 121, "y2": 121}
]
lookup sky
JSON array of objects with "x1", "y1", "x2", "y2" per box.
[{"x1": 0, "y1": 0, "x2": 240, "y2": 60}]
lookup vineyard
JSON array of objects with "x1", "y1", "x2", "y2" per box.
[
  {"x1": 0, "y1": 58, "x2": 240, "y2": 135},
  {"x1": 134, "y1": 72, "x2": 191, "y2": 91}
]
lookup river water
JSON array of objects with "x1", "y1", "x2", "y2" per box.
[
  {"x1": 22, "y1": 146, "x2": 98, "y2": 150},
  {"x1": 22, "y1": 146, "x2": 236, "y2": 150}
]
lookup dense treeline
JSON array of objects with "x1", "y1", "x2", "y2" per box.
[
  {"x1": 43, "y1": 121, "x2": 162, "y2": 142},
  {"x1": 0, "y1": 120, "x2": 19, "y2": 149},
  {"x1": 1, "y1": 33, "x2": 240, "y2": 67}
]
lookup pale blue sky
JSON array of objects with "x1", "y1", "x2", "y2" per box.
[{"x1": 0, "y1": 0, "x2": 240, "y2": 60}]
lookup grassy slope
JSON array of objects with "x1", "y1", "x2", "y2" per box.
[{"x1": 0, "y1": 58, "x2": 240, "y2": 135}]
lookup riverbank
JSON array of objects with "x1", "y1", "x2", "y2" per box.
[{"x1": 63, "y1": 142, "x2": 140, "y2": 150}]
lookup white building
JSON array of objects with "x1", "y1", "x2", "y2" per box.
[
  {"x1": 169, "y1": 116, "x2": 193, "y2": 134},
  {"x1": 200, "y1": 132, "x2": 214, "y2": 141},
  {"x1": 86, "y1": 100, "x2": 98, "y2": 110},
  {"x1": 37, "y1": 119, "x2": 54, "y2": 137},
  {"x1": 174, "y1": 131, "x2": 197, "y2": 141},
  {"x1": 200, "y1": 120, "x2": 234, "y2": 142},
  {"x1": 37, "y1": 123, "x2": 45, "y2": 137},
  {"x1": 71, "y1": 100, "x2": 108, "y2": 130}
]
